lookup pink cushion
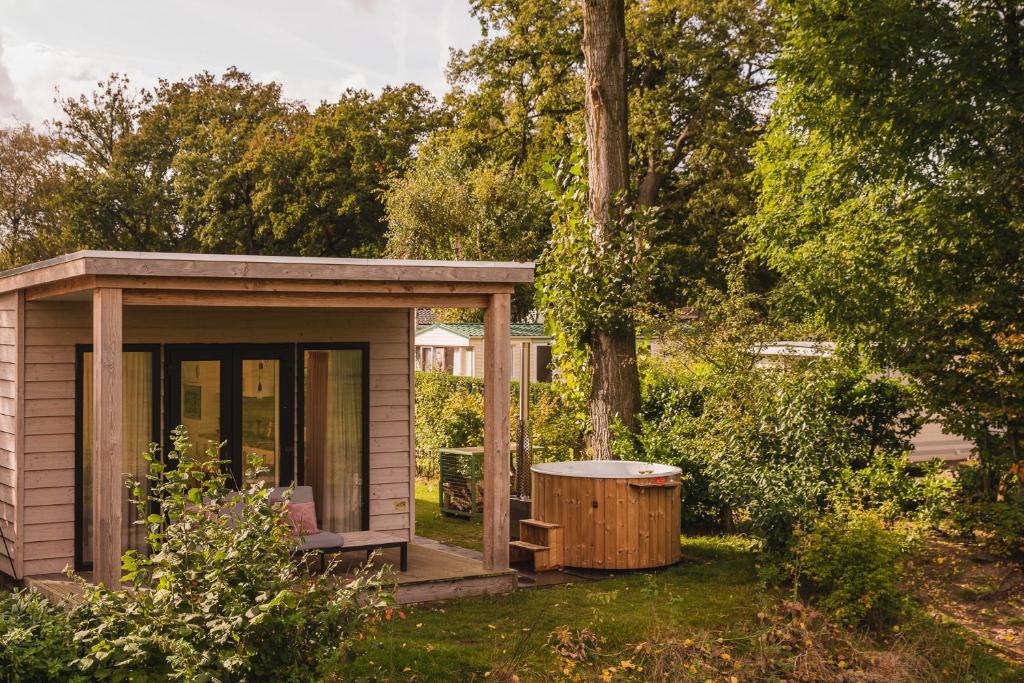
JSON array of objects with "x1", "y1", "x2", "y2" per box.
[{"x1": 284, "y1": 501, "x2": 319, "y2": 537}]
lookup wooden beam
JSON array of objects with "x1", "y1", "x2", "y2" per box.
[
  {"x1": 121, "y1": 290, "x2": 490, "y2": 309},
  {"x1": 94, "y1": 276, "x2": 513, "y2": 295},
  {"x1": 82, "y1": 253, "x2": 535, "y2": 284},
  {"x1": 92, "y1": 288, "x2": 123, "y2": 589},
  {"x1": 482, "y1": 293, "x2": 511, "y2": 571},
  {"x1": 24, "y1": 275, "x2": 97, "y2": 301}
]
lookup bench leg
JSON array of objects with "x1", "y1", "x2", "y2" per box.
[{"x1": 400, "y1": 543, "x2": 408, "y2": 572}]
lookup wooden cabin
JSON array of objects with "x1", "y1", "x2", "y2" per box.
[{"x1": 0, "y1": 251, "x2": 531, "y2": 596}]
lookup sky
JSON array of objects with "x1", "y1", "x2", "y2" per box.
[{"x1": 0, "y1": 0, "x2": 484, "y2": 127}]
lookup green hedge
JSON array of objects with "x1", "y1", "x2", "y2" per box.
[{"x1": 414, "y1": 372, "x2": 583, "y2": 477}]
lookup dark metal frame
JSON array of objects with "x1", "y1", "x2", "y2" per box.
[
  {"x1": 74, "y1": 344, "x2": 161, "y2": 572},
  {"x1": 297, "y1": 343, "x2": 371, "y2": 531},
  {"x1": 73, "y1": 340, "x2": 373, "y2": 568},
  {"x1": 164, "y1": 343, "x2": 295, "y2": 487}
]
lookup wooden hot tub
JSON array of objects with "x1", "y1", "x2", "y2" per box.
[{"x1": 531, "y1": 461, "x2": 682, "y2": 570}]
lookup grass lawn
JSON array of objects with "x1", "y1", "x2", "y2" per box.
[{"x1": 326, "y1": 481, "x2": 1024, "y2": 681}]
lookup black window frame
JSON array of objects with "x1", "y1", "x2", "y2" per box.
[
  {"x1": 164, "y1": 343, "x2": 295, "y2": 487},
  {"x1": 74, "y1": 343, "x2": 162, "y2": 572},
  {"x1": 297, "y1": 342, "x2": 371, "y2": 531}
]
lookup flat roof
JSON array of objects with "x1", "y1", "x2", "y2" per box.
[{"x1": 0, "y1": 250, "x2": 535, "y2": 295}]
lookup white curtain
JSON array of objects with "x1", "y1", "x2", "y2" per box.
[
  {"x1": 305, "y1": 350, "x2": 364, "y2": 532},
  {"x1": 81, "y1": 351, "x2": 153, "y2": 564}
]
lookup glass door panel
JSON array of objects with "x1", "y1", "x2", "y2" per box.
[
  {"x1": 179, "y1": 360, "x2": 222, "y2": 459},
  {"x1": 78, "y1": 348, "x2": 157, "y2": 569},
  {"x1": 166, "y1": 345, "x2": 293, "y2": 488},
  {"x1": 302, "y1": 348, "x2": 367, "y2": 532},
  {"x1": 241, "y1": 359, "x2": 279, "y2": 485}
]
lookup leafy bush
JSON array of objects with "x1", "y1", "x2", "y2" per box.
[
  {"x1": 0, "y1": 589, "x2": 80, "y2": 682},
  {"x1": 949, "y1": 500, "x2": 1024, "y2": 559},
  {"x1": 832, "y1": 451, "x2": 955, "y2": 525},
  {"x1": 69, "y1": 429, "x2": 391, "y2": 681},
  {"x1": 795, "y1": 509, "x2": 911, "y2": 628},
  {"x1": 617, "y1": 288, "x2": 923, "y2": 550}
]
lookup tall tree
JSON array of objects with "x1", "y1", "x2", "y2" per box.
[
  {"x1": 257, "y1": 85, "x2": 441, "y2": 257},
  {"x1": 383, "y1": 149, "x2": 549, "y2": 318},
  {"x1": 138, "y1": 68, "x2": 298, "y2": 254},
  {"x1": 447, "y1": 0, "x2": 776, "y2": 303},
  {"x1": 748, "y1": 0, "x2": 1024, "y2": 497},
  {"x1": 54, "y1": 74, "x2": 178, "y2": 251},
  {"x1": 579, "y1": 0, "x2": 639, "y2": 457},
  {"x1": 0, "y1": 125, "x2": 66, "y2": 267}
]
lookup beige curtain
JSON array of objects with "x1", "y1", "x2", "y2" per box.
[
  {"x1": 305, "y1": 350, "x2": 364, "y2": 532},
  {"x1": 81, "y1": 351, "x2": 153, "y2": 564}
]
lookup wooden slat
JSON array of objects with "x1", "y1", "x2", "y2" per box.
[
  {"x1": 369, "y1": 467, "x2": 410, "y2": 485},
  {"x1": 370, "y1": 451, "x2": 411, "y2": 469},
  {"x1": 370, "y1": 498, "x2": 409, "y2": 516},
  {"x1": 370, "y1": 513, "x2": 409, "y2": 531},
  {"x1": 23, "y1": 539, "x2": 74, "y2": 561},
  {"x1": 23, "y1": 521, "x2": 74, "y2": 542},
  {"x1": 482, "y1": 293, "x2": 511, "y2": 571},
  {"x1": 25, "y1": 469, "x2": 74, "y2": 489},
  {"x1": 24, "y1": 415, "x2": 74, "y2": 436},
  {"x1": 369, "y1": 482, "x2": 409, "y2": 500},
  {"x1": 24, "y1": 487, "x2": 73, "y2": 506},
  {"x1": 23, "y1": 504, "x2": 74, "y2": 525},
  {"x1": 24, "y1": 451, "x2": 73, "y2": 471},
  {"x1": 369, "y1": 420, "x2": 410, "y2": 438},
  {"x1": 24, "y1": 398, "x2": 75, "y2": 418},
  {"x1": 25, "y1": 363, "x2": 75, "y2": 382}
]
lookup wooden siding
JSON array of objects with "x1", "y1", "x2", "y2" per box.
[
  {"x1": 0, "y1": 291, "x2": 20, "y2": 577},
  {"x1": 20, "y1": 302, "x2": 414, "y2": 576}
]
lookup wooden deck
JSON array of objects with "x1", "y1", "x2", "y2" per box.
[{"x1": 23, "y1": 541, "x2": 517, "y2": 606}]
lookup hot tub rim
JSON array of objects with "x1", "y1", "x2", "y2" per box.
[{"x1": 530, "y1": 460, "x2": 682, "y2": 479}]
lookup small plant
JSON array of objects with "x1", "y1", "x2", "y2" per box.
[
  {"x1": 69, "y1": 427, "x2": 393, "y2": 681},
  {"x1": 794, "y1": 509, "x2": 911, "y2": 628},
  {"x1": 0, "y1": 589, "x2": 80, "y2": 682}
]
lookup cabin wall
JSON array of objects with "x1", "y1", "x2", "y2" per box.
[
  {"x1": 0, "y1": 291, "x2": 20, "y2": 577},
  {"x1": 19, "y1": 301, "x2": 414, "y2": 576}
]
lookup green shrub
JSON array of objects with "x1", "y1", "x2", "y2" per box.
[
  {"x1": 69, "y1": 428, "x2": 391, "y2": 681},
  {"x1": 0, "y1": 589, "x2": 80, "y2": 682},
  {"x1": 832, "y1": 451, "x2": 955, "y2": 525},
  {"x1": 795, "y1": 509, "x2": 911, "y2": 628},
  {"x1": 414, "y1": 372, "x2": 583, "y2": 476},
  {"x1": 949, "y1": 500, "x2": 1024, "y2": 559}
]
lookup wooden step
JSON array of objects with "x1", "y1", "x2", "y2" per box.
[
  {"x1": 510, "y1": 540, "x2": 548, "y2": 552},
  {"x1": 520, "y1": 518, "x2": 561, "y2": 529},
  {"x1": 508, "y1": 539, "x2": 561, "y2": 572}
]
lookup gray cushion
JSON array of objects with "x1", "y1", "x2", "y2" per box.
[{"x1": 297, "y1": 530, "x2": 345, "y2": 551}]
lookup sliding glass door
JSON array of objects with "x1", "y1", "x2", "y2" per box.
[{"x1": 300, "y1": 345, "x2": 369, "y2": 532}]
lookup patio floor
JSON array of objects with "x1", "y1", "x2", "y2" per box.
[{"x1": 22, "y1": 541, "x2": 517, "y2": 606}]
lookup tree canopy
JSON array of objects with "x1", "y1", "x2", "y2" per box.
[
  {"x1": 0, "y1": 69, "x2": 440, "y2": 263},
  {"x1": 747, "y1": 0, "x2": 1024, "y2": 492}
]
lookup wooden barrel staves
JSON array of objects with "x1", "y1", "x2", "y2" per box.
[{"x1": 531, "y1": 461, "x2": 682, "y2": 570}]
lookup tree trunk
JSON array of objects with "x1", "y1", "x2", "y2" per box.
[{"x1": 581, "y1": 0, "x2": 640, "y2": 459}]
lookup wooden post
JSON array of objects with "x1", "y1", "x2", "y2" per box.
[
  {"x1": 92, "y1": 288, "x2": 123, "y2": 589},
  {"x1": 483, "y1": 293, "x2": 511, "y2": 570}
]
